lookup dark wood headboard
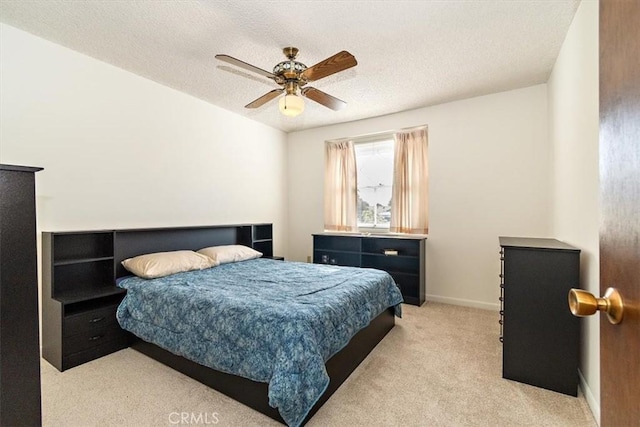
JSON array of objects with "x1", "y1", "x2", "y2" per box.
[{"x1": 112, "y1": 224, "x2": 272, "y2": 278}]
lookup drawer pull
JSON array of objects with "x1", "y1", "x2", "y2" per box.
[
  {"x1": 89, "y1": 317, "x2": 105, "y2": 324},
  {"x1": 89, "y1": 335, "x2": 104, "y2": 341}
]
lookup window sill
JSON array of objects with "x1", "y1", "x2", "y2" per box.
[{"x1": 321, "y1": 230, "x2": 428, "y2": 239}]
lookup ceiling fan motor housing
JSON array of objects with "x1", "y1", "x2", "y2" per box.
[
  {"x1": 273, "y1": 60, "x2": 307, "y2": 79},
  {"x1": 273, "y1": 46, "x2": 307, "y2": 83}
]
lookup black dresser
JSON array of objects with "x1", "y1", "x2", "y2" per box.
[
  {"x1": 499, "y1": 237, "x2": 580, "y2": 396},
  {"x1": 0, "y1": 164, "x2": 43, "y2": 426},
  {"x1": 313, "y1": 233, "x2": 426, "y2": 306}
]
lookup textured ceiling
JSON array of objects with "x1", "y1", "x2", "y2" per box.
[{"x1": 0, "y1": 0, "x2": 580, "y2": 133}]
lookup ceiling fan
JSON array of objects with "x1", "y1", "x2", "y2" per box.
[{"x1": 215, "y1": 47, "x2": 357, "y2": 117}]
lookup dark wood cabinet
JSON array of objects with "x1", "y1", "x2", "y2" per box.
[
  {"x1": 0, "y1": 164, "x2": 43, "y2": 426},
  {"x1": 499, "y1": 237, "x2": 580, "y2": 396},
  {"x1": 41, "y1": 231, "x2": 130, "y2": 371},
  {"x1": 313, "y1": 233, "x2": 426, "y2": 306}
]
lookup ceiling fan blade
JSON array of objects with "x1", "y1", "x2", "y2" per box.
[
  {"x1": 245, "y1": 89, "x2": 284, "y2": 109},
  {"x1": 301, "y1": 87, "x2": 347, "y2": 111},
  {"x1": 301, "y1": 51, "x2": 357, "y2": 82},
  {"x1": 215, "y1": 54, "x2": 276, "y2": 79}
]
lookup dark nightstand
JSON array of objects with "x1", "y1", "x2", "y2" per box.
[
  {"x1": 263, "y1": 256, "x2": 284, "y2": 261},
  {"x1": 41, "y1": 231, "x2": 131, "y2": 371}
]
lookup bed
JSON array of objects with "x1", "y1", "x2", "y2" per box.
[{"x1": 112, "y1": 224, "x2": 402, "y2": 426}]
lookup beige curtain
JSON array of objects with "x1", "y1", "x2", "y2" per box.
[
  {"x1": 390, "y1": 129, "x2": 428, "y2": 234},
  {"x1": 324, "y1": 141, "x2": 358, "y2": 232}
]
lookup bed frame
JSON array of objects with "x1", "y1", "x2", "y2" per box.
[{"x1": 113, "y1": 223, "x2": 395, "y2": 425}]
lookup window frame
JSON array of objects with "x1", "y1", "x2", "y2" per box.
[{"x1": 353, "y1": 135, "x2": 395, "y2": 232}]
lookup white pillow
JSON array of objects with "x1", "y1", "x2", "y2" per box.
[
  {"x1": 121, "y1": 250, "x2": 217, "y2": 279},
  {"x1": 197, "y1": 245, "x2": 262, "y2": 265}
]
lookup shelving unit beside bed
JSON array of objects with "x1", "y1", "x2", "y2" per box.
[
  {"x1": 237, "y1": 223, "x2": 274, "y2": 257},
  {"x1": 41, "y1": 231, "x2": 130, "y2": 371}
]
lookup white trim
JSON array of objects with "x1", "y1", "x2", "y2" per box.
[
  {"x1": 425, "y1": 294, "x2": 499, "y2": 311},
  {"x1": 579, "y1": 369, "x2": 601, "y2": 426}
]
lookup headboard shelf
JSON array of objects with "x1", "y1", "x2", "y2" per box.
[{"x1": 54, "y1": 286, "x2": 126, "y2": 305}]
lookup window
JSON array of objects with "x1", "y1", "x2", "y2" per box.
[
  {"x1": 354, "y1": 139, "x2": 394, "y2": 228},
  {"x1": 324, "y1": 126, "x2": 428, "y2": 235}
]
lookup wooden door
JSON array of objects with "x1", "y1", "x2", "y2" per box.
[{"x1": 599, "y1": 0, "x2": 640, "y2": 425}]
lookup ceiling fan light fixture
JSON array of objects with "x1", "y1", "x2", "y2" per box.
[{"x1": 279, "y1": 94, "x2": 304, "y2": 117}]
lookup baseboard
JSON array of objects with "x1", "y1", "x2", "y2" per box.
[
  {"x1": 579, "y1": 369, "x2": 600, "y2": 426},
  {"x1": 425, "y1": 294, "x2": 499, "y2": 311}
]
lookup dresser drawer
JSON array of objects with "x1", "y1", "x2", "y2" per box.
[
  {"x1": 62, "y1": 335, "x2": 130, "y2": 370},
  {"x1": 313, "y1": 251, "x2": 360, "y2": 267},
  {"x1": 64, "y1": 325, "x2": 128, "y2": 356},
  {"x1": 64, "y1": 304, "x2": 119, "y2": 337}
]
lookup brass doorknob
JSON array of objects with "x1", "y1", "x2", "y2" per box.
[{"x1": 568, "y1": 287, "x2": 624, "y2": 325}]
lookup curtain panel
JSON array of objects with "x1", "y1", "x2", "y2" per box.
[
  {"x1": 390, "y1": 129, "x2": 429, "y2": 234},
  {"x1": 324, "y1": 141, "x2": 358, "y2": 232}
]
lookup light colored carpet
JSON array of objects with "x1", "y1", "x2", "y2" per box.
[{"x1": 41, "y1": 303, "x2": 597, "y2": 426}]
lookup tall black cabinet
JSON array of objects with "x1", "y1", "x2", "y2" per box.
[
  {"x1": 499, "y1": 237, "x2": 580, "y2": 396},
  {"x1": 0, "y1": 164, "x2": 43, "y2": 426}
]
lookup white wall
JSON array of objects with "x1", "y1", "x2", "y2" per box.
[
  {"x1": 548, "y1": 0, "x2": 600, "y2": 422},
  {"x1": 288, "y1": 85, "x2": 551, "y2": 309},
  {"x1": 0, "y1": 24, "x2": 288, "y2": 256}
]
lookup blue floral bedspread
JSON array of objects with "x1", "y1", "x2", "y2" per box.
[{"x1": 116, "y1": 258, "x2": 403, "y2": 426}]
